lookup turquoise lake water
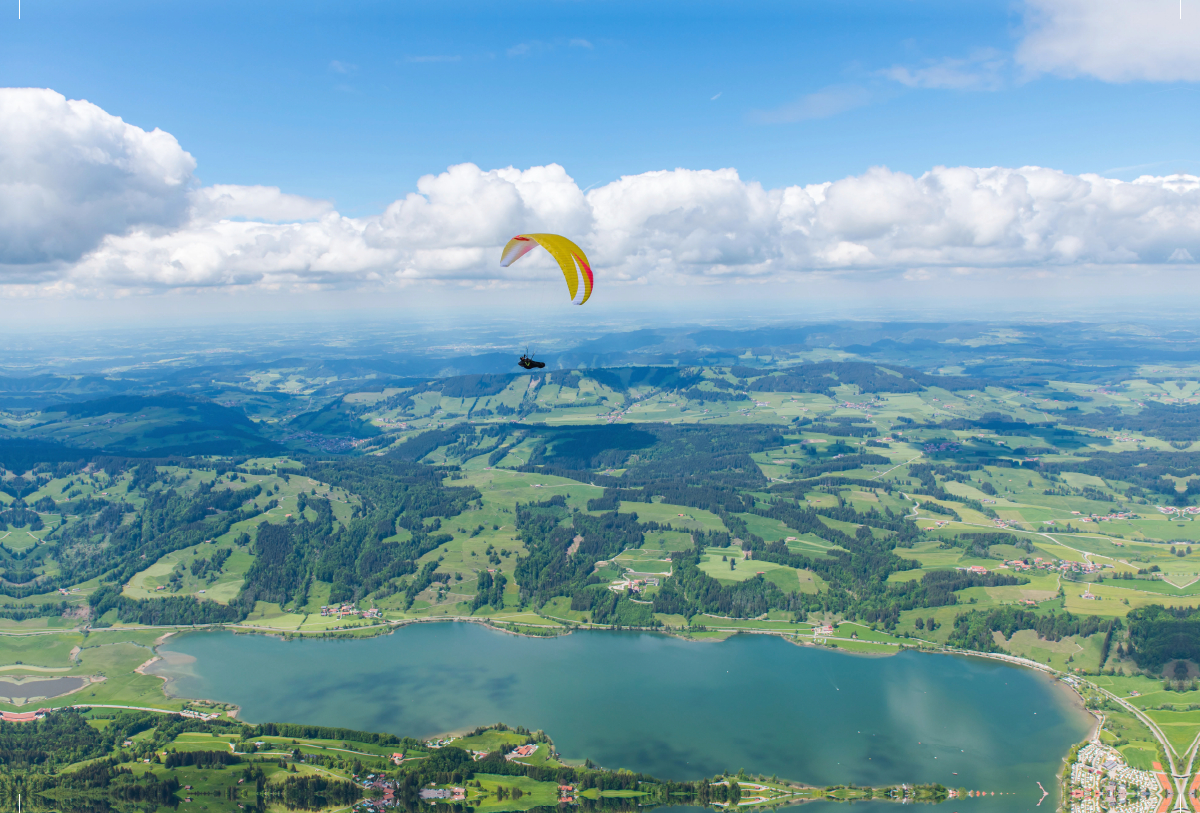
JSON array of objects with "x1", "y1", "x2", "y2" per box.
[{"x1": 154, "y1": 623, "x2": 1092, "y2": 811}]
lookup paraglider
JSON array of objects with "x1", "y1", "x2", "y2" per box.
[
  {"x1": 500, "y1": 234, "x2": 594, "y2": 305},
  {"x1": 503, "y1": 234, "x2": 591, "y2": 369},
  {"x1": 517, "y1": 350, "x2": 545, "y2": 370}
]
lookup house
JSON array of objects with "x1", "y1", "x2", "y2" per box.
[
  {"x1": 391, "y1": 752, "x2": 405, "y2": 764},
  {"x1": 506, "y1": 744, "x2": 538, "y2": 760},
  {"x1": 967, "y1": 565, "x2": 989, "y2": 575}
]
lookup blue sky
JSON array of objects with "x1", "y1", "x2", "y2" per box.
[
  {"x1": 3, "y1": 0, "x2": 1200, "y2": 321},
  {"x1": 5, "y1": 0, "x2": 1197, "y2": 214}
]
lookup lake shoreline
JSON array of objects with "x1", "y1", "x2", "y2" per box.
[
  {"x1": 149, "y1": 620, "x2": 1093, "y2": 808},
  {"x1": 218, "y1": 612, "x2": 932, "y2": 655}
]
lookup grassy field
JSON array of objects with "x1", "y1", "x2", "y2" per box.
[
  {"x1": 7, "y1": 362, "x2": 1200, "y2": 732},
  {"x1": 0, "y1": 628, "x2": 192, "y2": 712},
  {"x1": 474, "y1": 772, "x2": 563, "y2": 810}
]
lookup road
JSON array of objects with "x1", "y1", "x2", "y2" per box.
[{"x1": 1090, "y1": 682, "x2": 1200, "y2": 813}]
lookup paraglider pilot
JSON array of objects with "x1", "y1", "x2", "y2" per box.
[{"x1": 518, "y1": 353, "x2": 545, "y2": 370}]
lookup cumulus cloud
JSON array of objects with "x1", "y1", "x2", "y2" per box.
[
  {"x1": 191, "y1": 185, "x2": 333, "y2": 223},
  {"x1": 5, "y1": 88, "x2": 1200, "y2": 295},
  {"x1": 1017, "y1": 0, "x2": 1200, "y2": 82},
  {"x1": 0, "y1": 88, "x2": 195, "y2": 266}
]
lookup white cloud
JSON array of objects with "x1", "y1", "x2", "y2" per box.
[
  {"x1": 190, "y1": 185, "x2": 334, "y2": 223},
  {"x1": 0, "y1": 88, "x2": 195, "y2": 265},
  {"x1": 328, "y1": 60, "x2": 357, "y2": 74},
  {"x1": 405, "y1": 55, "x2": 461, "y2": 63},
  {"x1": 750, "y1": 85, "x2": 872, "y2": 124},
  {"x1": 884, "y1": 50, "x2": 1007, "y2": 90},
  {"x1": 1017, "y1": 0, "x2": 1200, "y2": 82},
  {"x1": 6, "y1": 88, "x2": 1200, "y2": 295},
  {"x1": 569, "y1": 39, "x2": 593, "y2": 49},
  {"x1": 507, "y1": 43, "x2": 531, "y2": 57}
]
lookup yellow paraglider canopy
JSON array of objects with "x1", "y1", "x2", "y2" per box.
[{"x1": 500, "y1": 234, "x2": 594, "y2": 305}]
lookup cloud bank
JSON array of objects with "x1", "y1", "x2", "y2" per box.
[{"x1": 3, "y1": 88, "x2": 1200, "y2": 296}]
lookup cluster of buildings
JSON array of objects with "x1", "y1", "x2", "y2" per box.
[
  {"x1": 418, "y1": 787, "x2": 466, "y2": 801},
  {"x1": 505, "y1": 744, "x2": 538, "y2": 761},
  {"x1": 609, "y1": 575, "x2": 661, "y2": 593},
  {"x1": 1068, "y1": 742, "x2": 1167, "y2": 813},
  {"x1": 320, "y1": 605, "x2": 382, "y2": 619},
  {"x1": 1003, "y1": 557, "x2": 1106, "y2": 576},
  {"x1": 178, "y1": 708, "x2": 220, "y2": 721},
  {"x1": 354, "y1": 775, "x2": 402, "y2": 809},
  {"x1": 280, "y1": 430, "x2": 369, "y2": 453},
  {"x1": 1075, "y1": 510, "x2": 1139, "y2": 523},
  {"x1": 1059, "y1": 560, "x2": 1107, "y2": 575}
]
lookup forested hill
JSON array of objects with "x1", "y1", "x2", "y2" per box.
[{"x1": 6, "y1": 348, "x2": 1200, "y2": 679}]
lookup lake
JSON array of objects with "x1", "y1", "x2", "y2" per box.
[{"x1": 154, "y1": 623, "x2": 1091, "y2": 811}]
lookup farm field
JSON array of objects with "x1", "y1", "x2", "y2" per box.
[{"x1": 4, "y1": 350, "x2": 1200, "y2": 737}]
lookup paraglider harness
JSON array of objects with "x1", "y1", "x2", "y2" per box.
[{"x1": 518, "y1": 353, "x2": 545, "y2": 370}]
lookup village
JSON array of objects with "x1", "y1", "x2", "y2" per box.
[
  {"x1": 1067, "y1": 742, "x2": 1169, "y2": 813},
  {"x1": 953, "y1": 556, "x2": 1110, "y2": 578},
  {"x1": 321, "y1": 604, "x2": 383, "y2": 619}
]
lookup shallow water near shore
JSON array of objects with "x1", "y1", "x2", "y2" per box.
[{"x1": 154, "y1": 623, "x2": 1090, "y2": 812}]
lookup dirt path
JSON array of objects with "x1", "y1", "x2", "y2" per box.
[{"x1": 872, "y1": 455, "x2": 921, "y2": 481}]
